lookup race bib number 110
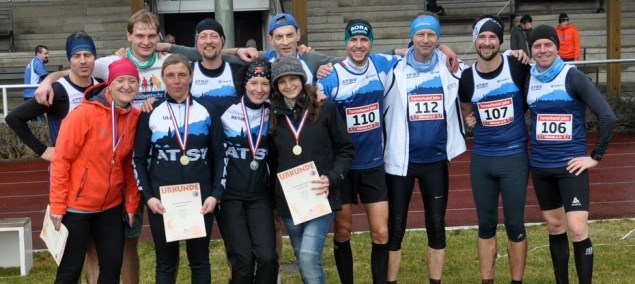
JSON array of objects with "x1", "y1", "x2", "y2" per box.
[{"x1": 346, "y1": 102, "x2": 380, "y2": 133}]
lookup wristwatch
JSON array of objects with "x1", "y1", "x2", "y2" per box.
[{"x1": 590, "y1": 150, "x2": 603, "y2": 161}]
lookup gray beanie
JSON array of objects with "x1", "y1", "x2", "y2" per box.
[{"x1": 271, "y1": 56, "x2": 307, "y2": 88}]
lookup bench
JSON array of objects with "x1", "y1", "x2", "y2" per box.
[
  {"x1": 0, "y1": 218, "x2": 33, "y2": 276},
  {"x1": 0, "y1": 65, "x2": 64, "y2": 82},
  {"x1": 0, "y1": 8, "x2": 15, "y2": 52}
]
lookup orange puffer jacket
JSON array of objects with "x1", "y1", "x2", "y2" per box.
[{"x1": 556, "y1": 24, "x2": 580, "y2": 60}]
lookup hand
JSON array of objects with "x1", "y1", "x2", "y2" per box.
[
  {"x1": 127, "y1": 212, "x2": 135, "y2": 228},
  {"x1": 567, "y1": 156, "x2": 599, "y2": 176},
  {"x1": 35, "y1": 83, "x2": 55, "y2": 106},
  {"x1": 393, "y1": 48, "x2": 408, "y2": 56},
  {"x1": 316, "y1": 63, "x2": 333, "y2": 79},
  {"x1": 237, "y1": 47, "x2": 259, "y2": 63},
  {"x1": 316, "y1": 89, "x2": 327, "y2": 102},
  {"x1": 311, "y1": 175, "x2": 330, "y2": 197},
  {"x1": 113, "y1": 47, "x2": 126, "y2": 58},
  {"x1": 140, "y1": 97, "x2": 157, "y2": 113},
  {"x1": 297, "y1": 44, "x2": 312, "y2": 55},
  {"x1": 201, "y1": 196, "x2": 218, "y2": 214},
  {"x1": 464, "y1": 112, "x2": 476, "y2": 128},
  {"x1": 510, "y1": 49, "x2": 530, "y2": 64},
  {"x1": 50, "y1": 213, "x2": 63, "y2": 231},
  {"x1": 438, "y1": 44, "x2": 458, "y2": 73},
  {"x1": 41, "y1": 147, "x2": 55, "y2": 161},
  {"x1": 147, "y1": 198, "x2": 165, "y2": 215}
]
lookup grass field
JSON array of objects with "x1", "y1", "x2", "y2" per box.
[{"x1": 1, "y1": 219, "x2": 634, "y2": 283}]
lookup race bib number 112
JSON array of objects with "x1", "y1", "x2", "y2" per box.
[{"x1": 408, "y1": 94, "x2": 444, "y2": 121}]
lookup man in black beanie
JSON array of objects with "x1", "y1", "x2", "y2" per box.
[
  {"x1": 556, "y1": 12, "x2": 580, "y2": 61},
  {"x1": 526, "y1": 24, "x2": 616, "y2": 284}
]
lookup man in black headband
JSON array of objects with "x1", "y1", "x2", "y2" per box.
[{"x1": 458, "y1": 15, "x2": 531, "y2": 284}]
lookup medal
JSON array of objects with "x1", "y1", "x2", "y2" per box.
[
  {"x1": 180, "y1": 155, "x2": 190, "y2": 166},
  {"x1": 240, "y1": 96, "x2": 267, "y2": 171},
  {"x1": 167, "y1": 96, "x2": 191, "y2": 166},
  {"x1": 292, "y1": 144, "x2": 302, "y2": 155},
  {"x1": 110, "y1": 93, "x2": 131, "y2": 164},
  {"x1": 285, "y1": 110, "x2": 309, "y2": 156},
  {"x1": 250, "y1": 159, "x2": 259, "y2": 170}
]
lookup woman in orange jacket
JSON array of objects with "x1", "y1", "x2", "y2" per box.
[{"x1": 49, "y1": 58, "x2": 141, "y2": 283}]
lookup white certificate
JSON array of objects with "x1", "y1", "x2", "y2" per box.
[
  {"x1": 159, "y1": 183, "x2": 206, "y2": 242},
  {"x1": 40, "y1": 205, "x2": 69, "y2": 266},
  {"x1": 277, "y1": 161, "x2": 332, "y2": 225}
]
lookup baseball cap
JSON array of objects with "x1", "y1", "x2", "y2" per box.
[{"x1": 268, "y1": 13, "x2": 298, "y2": 35}]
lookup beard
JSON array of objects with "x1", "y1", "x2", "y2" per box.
[
  {"x1": 43, "y1": 58, "x2": 49, "y2": 64},
  {"x1": 476, "y1": 45, "x2": 499, "y2": 61}
]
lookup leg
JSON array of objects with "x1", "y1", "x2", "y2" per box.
[
  {"x1": 386, "y1": 173, "x2": 416, "y2": 282},
  {"x1": 218, "y1": 200, "x2": 256, "y2": 283},
  {"x1": 333, "y1": 204, "x2": 354, "y2": 284},
  {"x1": 416, "y1": 161, "x2": 449, "y2": 281},
  {"x1": 185, "y1": 213, "x2": 213, "y2": 284},
  {"x1": 365, "y1": 201, "x2": 389, "y2": 284},
  {"x1": 55, "y1": 212, "x2": 92, "y2": 283},
  {"x1": 91, "y1": 206, "x2": 125, "y2": 283},
  {"x1": 246, "y1": 199, "x2": 279, "y2": 284},
  {"x1": 122, "y1": 204, "x2": 143, "y2": 284},
  {"x1": 147, "y1": 209, "x2": 180, "y2": 283},
  {"x1": 84, "y1": 237, "x2": 99, "y2": 284},
  {"x1": 282, "y1": 213, "x2": 334, "y2": 284},
  {"x1": 470, "y1": 154, "x2": 504, "y2": 281}
]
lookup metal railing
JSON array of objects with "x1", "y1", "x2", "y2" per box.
[{"x1": 1, "y1": 84, "x2": 37, "y2": 120}]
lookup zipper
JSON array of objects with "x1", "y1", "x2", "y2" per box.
[{"x1": 75, "y1": 167, "x2": 89, "y2": 200}]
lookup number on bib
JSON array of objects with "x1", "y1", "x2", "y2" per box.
[
  {"x1": 408, "y1": 94, "x2": 443, "y2": 121},
  {"x1": 536, "y1": 114, "x2": 573, "y2": 141},
  {"x1": 345, "y1": 102, "x2": 380, "y2": 133},
  {"x1": 477, "y1": 97, "x2": 514, "y2": 127}
]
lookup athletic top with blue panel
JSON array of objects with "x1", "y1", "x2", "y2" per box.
[
  {"x1": 317, "y1": 54, "x2": 398, "y2": 170},
  {"x1": 458, "y1": 55, "x2": 529, "y2": 156},
  {"x1": 218, "y1": 96, "x2": 271, "y2": 200},
  {"x1": 23, "y1": 57, "x2": 48, "y2": 98},
  {"x1": 527, "y1": 64, "x2": 588, "y2": 168},
  {"x1": 402, "y1": 63, "x2": 448, "y2": 163},
  {"x1": 190, "y1": 61, "x2": 242, "y2": 106}
]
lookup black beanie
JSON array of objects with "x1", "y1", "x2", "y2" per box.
[
  {"x1": 472, "y1": 16, "x2": 504, "y2": 44},
  {"x1": 558, "y1": 13, "x2": 569, "y2": 23},
  {"x1": 528, "y1": 24, "x2": 560, "y2": 50},
  {"x1": 195, "y1": 18, "x2": 225, "y2": 43}
]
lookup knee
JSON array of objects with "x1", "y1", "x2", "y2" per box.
[
  {"x1": 371, "y1": 225, "x2": 389, "y2": 244},
  {"x1": 546, "y1": 221, "x2": 567, "y2": 235},
  {"x1": 505, "y1": 225, "x2": 527, "y2": 242},
  {"x1": 388, "y1": 218, "x2": 407, "y2": 250},
  {"x1": 478, "y1": 223, "x2": 497, "y2": 239},
  {"x1": 297, "y1": 251, "x2": 322, "y2": 279},
  {"x1": 567, "y1": 221, "x2": 588, "y2": 241},
  {"x1": 425, "y1": 214, "x2": 446, "y2": 249},
  {"x1": 333, "y1": 224, "x2": 351, "y2": 242}
]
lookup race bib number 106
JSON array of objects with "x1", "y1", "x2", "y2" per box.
[{"x1": 536, "y1": 114, "x2": 573, "y2": 141}]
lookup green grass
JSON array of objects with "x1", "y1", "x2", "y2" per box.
[{"x1": 1, "y1": 219, "x2": 634, "y2": 283}]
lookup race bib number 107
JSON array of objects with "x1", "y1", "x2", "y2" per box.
[
  {"x1": 477, "y1": 98, "x2": 514, "y2": 126},
  {"x1": 536, "y1": 114, "x2": 573, "y2": 141}
]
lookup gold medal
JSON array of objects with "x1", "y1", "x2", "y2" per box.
[
  {"x1": 180, "y1": 155, "x2": 190, "y2": 166},
  {"x1": 292, "y1": 144, "x2": 302, "y2": 156},
  {"x1": 250, "y1": 159, "x2": 259, "y2": 170}
]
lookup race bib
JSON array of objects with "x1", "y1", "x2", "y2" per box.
[
  {"x1": 536, "y1": 114, "x2": 573, "y2": 141},
  {"x1": 477, "y1": 98, "x2": 514, "y2": 127},
  {"x1": 408, "y1": 94, "x2": 443, "y2": 121},
  {"x1": 345, "y1": 102, "x2": 380, "y2": 133}
]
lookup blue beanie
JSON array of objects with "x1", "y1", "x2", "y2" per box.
[
  {"x1": 65, "y1": 31, "x2": 96, "y2": 61},
  {"x1": 410, "y1": 15, "x2": 441, "y2": 39}
]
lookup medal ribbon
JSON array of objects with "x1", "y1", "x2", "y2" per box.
[
  {"x1": 166, "y1": 96, "x2": 191, "y2": 153},
  {"x1": 240, "y1": 96, "x2": 266, "y2": 160},
  {"x1": 284, "y1": 110, "x2": 309, "y2": 144}
]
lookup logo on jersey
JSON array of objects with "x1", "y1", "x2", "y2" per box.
[
  {"x1": 195, "y1": 79, "x2": 209, "y2": 85},
  {"x1": 530, "y1": 85, "x2": 542, "y2": 91},
  {"x1": 406, "y1": 72, "x2": 419, "y2": 79},
  {"x1": 342, "y1": 78, "x2": 357, "y2": 85},
  {"x1": 476, "y1": 82, "x2": 488, "y2": 89},
  {"x1": 571, "y1": 197, "x2": 581, "y2": 207},
  {"x1": 157, "y1": 148, "x2": 208, "y2": 162}
]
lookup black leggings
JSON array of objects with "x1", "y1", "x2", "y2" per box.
[{"x1": 387, "y1": 161, "x2": 449, "y2": 251}]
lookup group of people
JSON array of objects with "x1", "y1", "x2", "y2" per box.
[
  {"x1": 6, "y1": 7, "x2": 616, "y2": 284},
  {"x1": 510, "y1": 12, "x2": 581, "y2": 62}
]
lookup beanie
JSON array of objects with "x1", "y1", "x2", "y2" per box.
[
  {"x1": 528, "y1": 24, "x2": 560, "y2": 50},
  {"x1": 344, "y1": 19, "x2": 374, "y2": 45},
  {"x1": 410, "y1": 15, "x2": 441, "y2": 39},
  {"x1": 66, "y1": 31, "x2": 97, "y2": 61},
  {"x1": 271, "y1": 56, "x2": 306, "y2": 88},
  {"x1": 472, "y1": 16, "x2": 504, "y2": 44},
  {"x1": 268, "y1": 13, "x2": 298, "y2": 35},
  {"x1": 244, "y1": 59, "x2": 272, "y2": 85},
  {"x1": 558, "y1": 13, "x2": 569, "y2": 23},
  {"x1": 195, "y1": 18, "x2": 225, "y2": 43},
  {"x1": 108, "y1": 58, "x2": 139, "y2": 85}
]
